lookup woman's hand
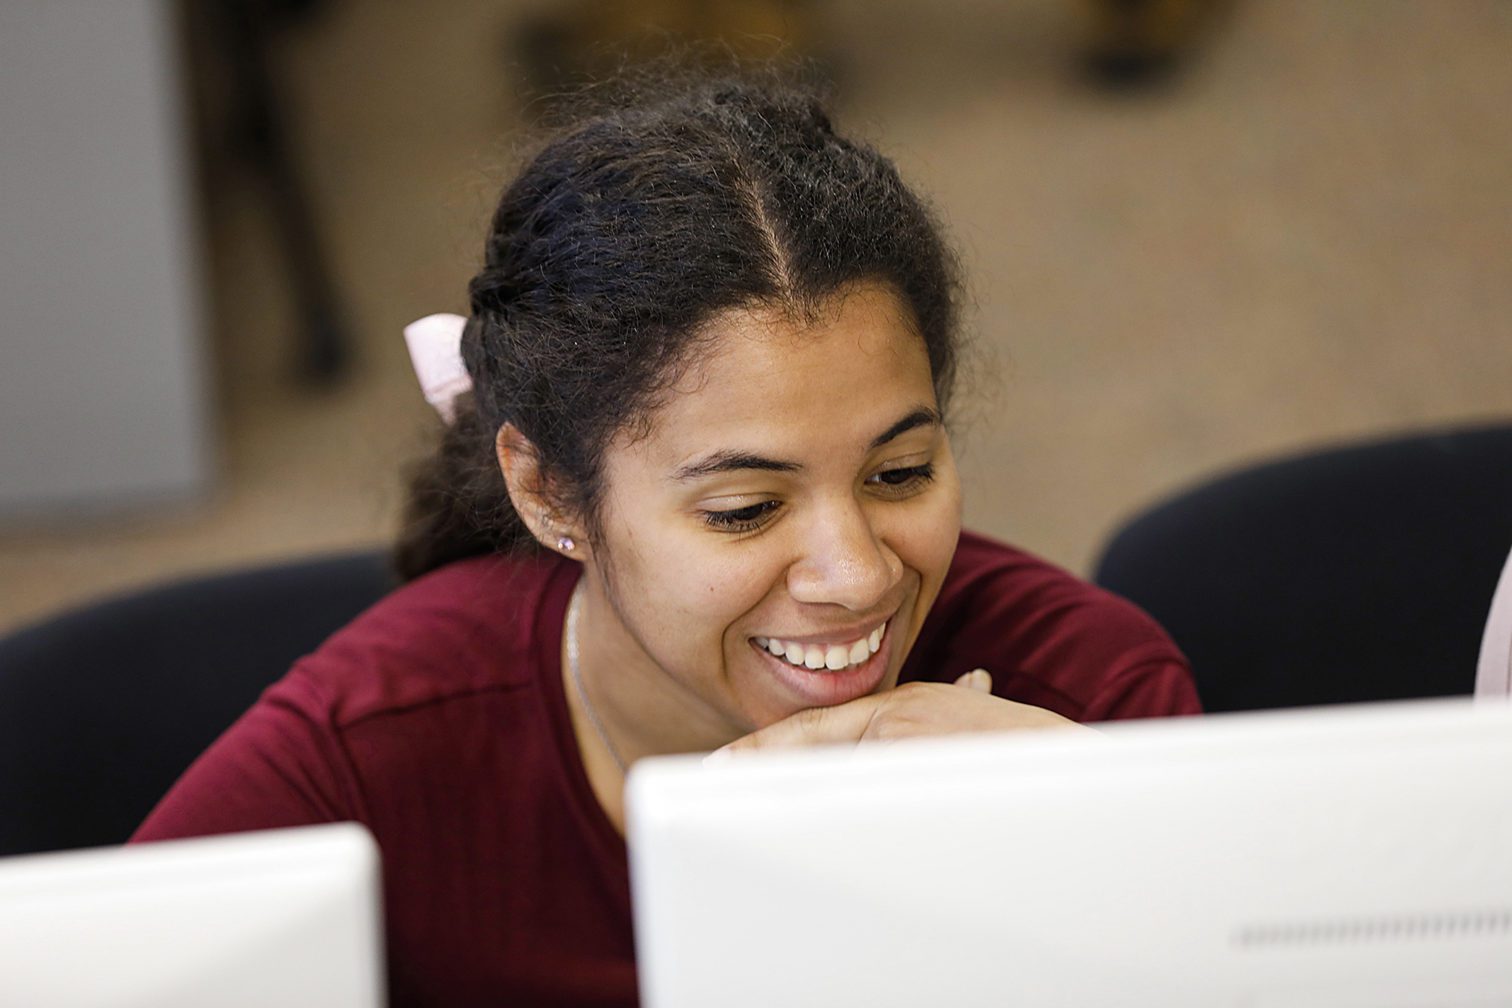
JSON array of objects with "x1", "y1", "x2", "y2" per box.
[{"x1": 710, "y1": 670, "x2": 1088, "y2": 759}]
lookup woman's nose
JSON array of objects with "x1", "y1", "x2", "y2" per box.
[{"x1": 786, "y1": 502, "x2": 901, "y2": 611}]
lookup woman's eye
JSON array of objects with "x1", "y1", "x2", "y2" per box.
[
  {"x1": 702, "y1": 500, "x2": 780, "y2": 532},
  {"x1": 868, "y1": 463, "x2": 935, "y2": 492}
]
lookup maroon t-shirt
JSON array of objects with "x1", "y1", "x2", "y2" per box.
[{"x1": 132, "y1": 530, "x2": 1199, "y2": 1006}]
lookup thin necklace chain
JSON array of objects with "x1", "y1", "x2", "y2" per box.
[{"x1": 566, "y1": 581, "x2": 628, "y2": 775}]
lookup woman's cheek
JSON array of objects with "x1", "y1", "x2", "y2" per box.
[
  {"x1": 904, "y1": 484, "x2": 963, "y2": 602},
  {"x1": 900, "y1": 485, "x2": 961, "y2": 557},
  {"x1": 696, "y1": 556, "x2": 770, "y2": 620}
]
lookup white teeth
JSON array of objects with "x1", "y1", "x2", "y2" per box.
[{"x1": 758, "y1": 622, "x2": 888, "y2": 673}]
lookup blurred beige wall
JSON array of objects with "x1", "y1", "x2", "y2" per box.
[{"x1": 1, "y1": 0, "x2": 1508, "y2": 633}]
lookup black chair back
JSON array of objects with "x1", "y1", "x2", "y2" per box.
[
  {"x1": 0, "y1": 551, "x2": 394, "y2": 856},
  {"x1": 1094, "y1": 425, "x2": 1512, "y2": 713}
]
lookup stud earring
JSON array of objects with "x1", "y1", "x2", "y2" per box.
[{"x1": 539, "y1": 511, "x2": 574, "y2": 553}]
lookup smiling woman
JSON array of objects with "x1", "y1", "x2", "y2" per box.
[
  {"x1": 572, "y1": 287, "x2": 962, "y2": 747},
  {"x1": 131, "y1": 68, "x2": 1200, "y2": 1007}
]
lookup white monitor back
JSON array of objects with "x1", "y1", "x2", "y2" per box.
[
  {"x1": 628, "y1": 698, "x2": 1512, "y2": 1008},
  {"x1": 0, "y1": 822, "x2": 384, "y2": 1008}
]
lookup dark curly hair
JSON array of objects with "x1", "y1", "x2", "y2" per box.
[{"x1": 394, "y1": 71, "x2": 964, "y2": 580}]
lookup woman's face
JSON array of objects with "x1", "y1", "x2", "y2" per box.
[{"x1": 584, "y1": 282, "x2": 963, "y2": 744}]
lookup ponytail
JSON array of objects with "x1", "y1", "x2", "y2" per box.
[{"x1": 392, "y1": 394, "x2": 539, "y2": 581}]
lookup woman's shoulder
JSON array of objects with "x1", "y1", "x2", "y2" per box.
[
  {"x1": 277, "y1": 550, "x2": 572, "y2": 731},
  {"x1": 904, "y1": 529, "x2": 1198, "y2": 719},
  {"x1": 941, "y1": 528, "x2": 1167, "y2": 630}
]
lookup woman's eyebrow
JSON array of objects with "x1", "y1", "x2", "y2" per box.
[
  {"x1": 672, "y1": 452, "x2": 801, "y2": 481},
  {"x1": 869, "y1": 407, "x2": 941, "y2": 449},
  {"x1": 671, "y1": 407, "x2": 940, "y2": 482}
]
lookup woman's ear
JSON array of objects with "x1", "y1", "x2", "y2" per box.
[{"x1": 495, "y1": 424, "x2": 588, "y2": 559}]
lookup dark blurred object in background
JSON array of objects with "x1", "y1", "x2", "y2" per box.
[
  {"x1": 510, "y1": 0, "x2": 823, "y2": 106},
  {"x1": 188, "y1": 0, "x2": 351, "y2": 386},
  {"x1": 1080, "y1": 0, "x2": 1230, "y2": 88}
]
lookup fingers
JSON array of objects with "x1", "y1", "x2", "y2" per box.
[
  {"x1": 707, "y1": 670, "x2": 997, "y2": 763},
  {"x1": 954, "y1": 668, "x2": 993, "y2": 693},
  {"x1": 707, "y1": 696, "x2": 886, "y2": 761}
]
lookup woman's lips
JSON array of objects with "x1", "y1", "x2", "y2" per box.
[{"x1": 748, "y1": 620, "x2": 895, "y2": 708}]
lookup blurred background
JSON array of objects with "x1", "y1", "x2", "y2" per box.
[{"x1": 1, "y1": 0, "x2": 1509, "y2": 635}]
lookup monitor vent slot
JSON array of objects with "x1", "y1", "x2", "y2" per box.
[{"x1": 1237, "y1": 910, "x2": 1512, "y2": 949}]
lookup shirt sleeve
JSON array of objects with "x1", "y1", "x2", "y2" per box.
[
  {"x1": 131, "y1": 667, "x2": 363, "y2": 843},
  {"x1": 1078, "y1": 656, "x2": 1203, "y2": 721}
]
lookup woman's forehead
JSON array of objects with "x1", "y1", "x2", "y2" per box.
[{"x1": 623, "y1": 284, "x2": 939, "y2": 467}]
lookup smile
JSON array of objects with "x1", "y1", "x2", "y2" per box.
[{"x1": 752, "y1": 623, "x2": 886, "y2": 673}]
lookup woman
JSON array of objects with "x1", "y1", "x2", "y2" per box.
[{"x1": 134, "y1": 73, "x2": 1199, "y2": 1006}]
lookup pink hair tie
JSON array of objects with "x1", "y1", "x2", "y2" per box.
[{"x1": 403, "y1": 313, "x2": 472, "y2": 423}]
